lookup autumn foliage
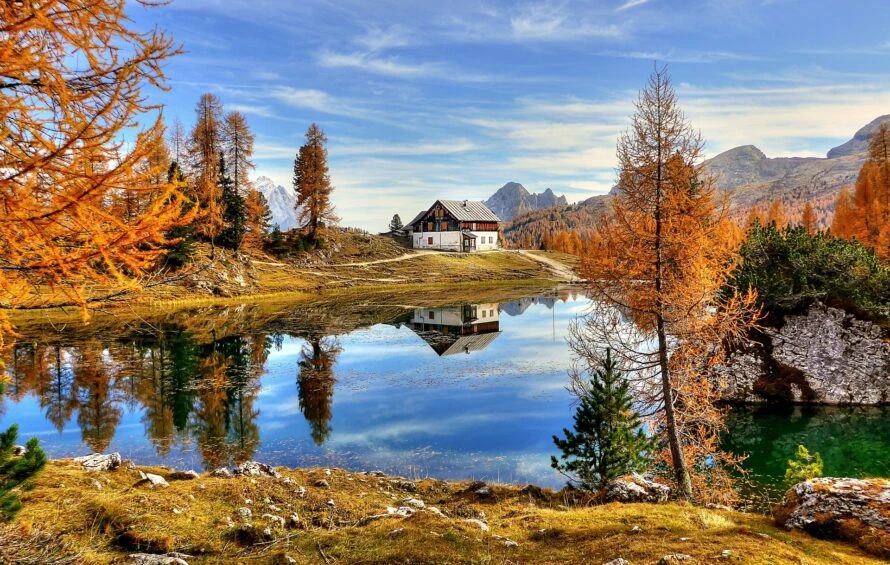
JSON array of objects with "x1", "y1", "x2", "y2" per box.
[
  {"x1": 0, "y1": 1, "x2": 189, "y2": 340},
  {"x1": 831, "y1": 123, "x2": 890, "y2": 259},
  {"x1": 572, "y1": 68, "x2": 760, "y2": 503}
]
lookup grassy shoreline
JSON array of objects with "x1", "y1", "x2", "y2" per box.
[{"x1": 2, "y1": 458, "x2": 881, "y2": 564}]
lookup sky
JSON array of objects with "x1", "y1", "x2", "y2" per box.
[{"x1": 130, "y1": 0, "x2": 890, "y2": 231}]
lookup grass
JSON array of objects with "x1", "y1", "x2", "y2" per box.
[{"x1": 5, "y1": 460, "x2": 883, "y2": 564}]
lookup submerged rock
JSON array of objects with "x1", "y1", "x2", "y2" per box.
[
  {"x1": 604, "y1": 473, "x2": 670, "y2": 503},
  {"x1": 775, "y1": 477, "x2": 890, "y2": 558},
  {"x1": 74, "y1": 452, "x2": 122, "y2": 472}
]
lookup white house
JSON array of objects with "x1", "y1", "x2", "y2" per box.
[{"x1": 407, "y1": 200, "x2": 501, "y2": 252}]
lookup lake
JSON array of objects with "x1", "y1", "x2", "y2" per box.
[{"x1": 2, "y1": 289, "x2": 888, "y2": 495}]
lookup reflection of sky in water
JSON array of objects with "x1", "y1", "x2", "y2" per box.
[{"x1": 3, "y1": 296, "x2": 583, "y2": 487}]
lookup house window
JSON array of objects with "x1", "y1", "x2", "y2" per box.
[
  {"x1": 490, "y1": 309, "x2": 494, "y2": 317},
  {"x1": 429, "y1": 311, "x2": 435, "y2": 319},
  {"x1": 481, "y1": 310, "x2": 486, "y2": 318},
  {"x1": 427, "y1": 222, "x2": 434, "y2": 232},
  {"x1": 427, "y1": 236, "x2": 433, "y2": 245}
]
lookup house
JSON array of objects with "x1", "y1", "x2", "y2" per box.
[
  {"x1": 407, "y1": 200, "x2": 501, "y2": 252},
  {"x1": 409, "y1": 303, "x2": 501, "y2": 356}
]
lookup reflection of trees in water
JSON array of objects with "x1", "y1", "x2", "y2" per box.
[
  {"x1": 297, "y1": 337, "x2": 341, "y2": 446},
  {"x1": 5, "y1": 329, "x2": 267, "y2": 469}
]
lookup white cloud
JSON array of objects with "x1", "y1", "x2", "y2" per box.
[
  {"x1": 600, "y1": 49, "x2": 761, "y2": 64},
  {"x1": 616, "y1": 0, "x2": 651, "y2": 10},
  {"x1": 354, "y1": 25, "x2": 415, "y2": 51},
  {"x1": 510, "y1": 2, "x2": 624, "y2": 41}
]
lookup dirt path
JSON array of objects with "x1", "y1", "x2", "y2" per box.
[{"x1": 514, "y1": 250, "x2": 581, "y2": 282}]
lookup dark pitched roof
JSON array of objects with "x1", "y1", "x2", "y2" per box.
[
  {"x1": 406, "y1": 210, "x2": 427, "y2": 227},
  {"x1": 438, "y1": 200, "x2": 501, "y2": 222}
]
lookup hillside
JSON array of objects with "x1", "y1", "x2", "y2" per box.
[
  {"x1": 504, "y1": 115, "x2": 889, "y2": 243},
  {"x1": 484, "y1": 182, "x2": 568, "y2": 221},
  {"x1": 3, "y1": 459, "x2": 881, "y2": 564}
]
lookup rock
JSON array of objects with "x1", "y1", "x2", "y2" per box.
[
  {"x1": 284, "y1": 557, "x2": 297, "y2": 564},
  {"x1": 679, "y1": 537, "x2": 690, "y2": 542},
  {"x1": 519, "y1": 484, "x2": 546, "y2": 500},
  {"x1": 236, "y1": 507, "x2": 252, "y2": 521},
  {"x1": 168, "y1": 470, "x2": 199, "y2": 481},
  {"x1": 371, "y1": 470, "x2": 386, "y2": 477},
  {"x1": 404, "y1": 498, "x2": 425, "y2": 509},
  {"x1": 775, "y1": 477, "x2": 890, "y2": 558},
  {"x1": 388, "y1": 528, "x2": 405, "y2": 538},
  {"x1": 719, "y1": 549, "x2": 732, "y2": 560},
  {"x1": 659, "y1": 555, "x2": 692, "y2": 563},
  {"x1": 719, "y1": 303, "x2": 890, "y2": 405},
  {"x1": 138, "y1": 471, "x2": 170, "y2": 489},
  {"x1": 427, "y1": 506, "x2": 446, "y2": 518},
  {"x1": 235, "y1": 523, "x2": 272, "y2": 546},
  {"x1": 705, "y1": 503, "x2": 732, "y2": 511},
  {"x1": 232, "y1": 461, "x2": 281, "y2": 479},
  {"x1": 386, "y1": 506, "x2": 416, "y2": 518},
  {"x1": 466, "y1": 480, "x2": 487, "y2": 492},
  {"x1": 267, "y1": 504, "x2": 281, "y2": 512},
  {"x1": 74, "y1": 452, "x2": 122, "y2": 471},
  {"x1": 294, "y1": 485, "x2": 307, "y2": 498},
  {"x1": 91, "y1": 479, "x2": 103, "y2": 490},
  {"x1": 629, "y1": 526, "x2": 642, "y2": 535},
  {"x1": 314, "y1": 479, "x2": 330, "y2": 488},
  {"x1": 261, "y1": 513, "x2": 285, "y2": 529},
  {"x1": 286, "y1": 513, "x2": 302, "y2": 529},
  {"x1": 604, "y1": 473, "x2": 670, "y2": 503},
  {"x1": 603, "y1": 559, "x2": 630, "y2": 565},
  {"x1": 502, "y1": 539, "x2": 519, "y2": 547},
  {"x1": 210, "y1": 467, "x2": 231, "y2": 478},
  {"x1": 464, "y1": 518, "x2": 489, "y2": 532},
  {"x1": 12, "y1": 445, "x2": 25, "y2": 456},
  {"x1": 326, "y1": 499, "x2": 335, "y2": 507},
  {"x1": 392, "y1": 479, "x2": 417, "y2": 492},
  {"x1": 127, "y1": 553, "x2": 190, "y2": 565},
  {"x1": 475, "y1": 487, "x2": 492, "y2": 498}
]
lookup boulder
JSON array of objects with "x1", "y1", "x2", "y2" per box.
[
  {"x1": 137, "y1": 471, "x2": 170, "y2": 489},
  {"x1": 464, "y1": 518, "x2": 489, "y2": 532},
  {"x1": 168, "y1": 470, "x2": 200, "y2": 481},
  {"x1": 127, "y1": 553, "x2": 191, "y2": 565},
  {"x1": 604, "y1": 473, "x2": 670, "y2": 503},
  {"x1": 74, "y1": 452, "x2": 122, "y2": 472},
  {"x1": 232, "y1": 461, "x2": 281, "y2": 479},
  {"x1": 659, "y1": 555, "x2": 692, "y2": 563},
  {"x1": 775, "y1": 477, "x2": 890, "y2": 558},
  {"x1": 210, "y1": 467, "x2": 231, "y2": 478}
]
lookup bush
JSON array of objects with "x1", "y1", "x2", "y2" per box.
[
  {"x1": 784, "y1": 444, "x2": 823, "y2": 487},
  {"x1": 727, "y1": 222, "x2": 890, "y2": 320},
  {"x1": 0, "y1": 425, "x2": 47, "y2": 520},
  {"x1": 551, "y1": 350, "x2": 654, "y2": 493}
]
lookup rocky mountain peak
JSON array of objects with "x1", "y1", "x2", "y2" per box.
[
  {"x1": 827, "y1": 114, "x2": 890, "y2": 159},
  {"x1": 484, "y1": 182, "x2": 568, "y2": 221}
]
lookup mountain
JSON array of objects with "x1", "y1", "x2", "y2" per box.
[
  {"x1": 484, "y1": 182, "x2": 568, "y2": 221},
  {"x1": 254, "y1": 176, "x2": 299, "y2": 231},
  {"x1": 504, "y1": 115, "x2": 890, "y2": 245},
  {"x1": 702, "y1": 115, "x2": 890, "y2": 216}
]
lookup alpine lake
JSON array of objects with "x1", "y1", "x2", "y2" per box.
[{"x1": 3, "y1": 286, "x2": 889, "y2": 503}]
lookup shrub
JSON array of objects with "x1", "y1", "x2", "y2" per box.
[
  {"x1": 552, "y1": 350, "x2": 654, "y2": 493},
  {"x1": 784, "y1": 444, "x2": 823, "y2": 487},
  {"x1": 0, "y1": 425, "x2": 47, "y2": 520}
]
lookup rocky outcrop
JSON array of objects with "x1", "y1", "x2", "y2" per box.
[
  {"x1": 604, "y1": 473, "x2": 670, "y2": 503},
  {"x1": 719, "y1": 303, "x2": 890, "y2": 405},
  {"x1": 74, "y1": 452, "x2": 122, "y2": 471},
  {"x1": 484, "y1": 182, "x2": 568, "y2": 221},
  {"x1": 775, "y1": 477, "x2": 890, "y2": 558}
]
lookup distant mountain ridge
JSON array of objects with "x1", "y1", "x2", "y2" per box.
[
  {"x1": 484, "y1": 182, "x2": 568, "y2": 221},
  {"x1": 504, "y1": 114, "x2": 890, "y2": 245},
  {"x1": 254, "y1": 176, "x2": 299, "y2": 230}
]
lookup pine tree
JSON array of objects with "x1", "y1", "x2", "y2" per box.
[
  {"x1": 389, "y1": 214, "x2": 404, "y2": 232},
  {"x1": 223, "y1": 111, "x2": 256, "y2": 195},
  {"x1": 164, "y1": 161, "x2": 197, "y2": 268},
  {"x1": 188, "y1": 93, "x2": 226, "y2": 256},
  {"x1": 243, "y1": 189, "x2": 272, "y2": 249},
  {"x1": 217, "y1": 154, "x2": 246, "y2": 250},
  {"x1": 294, "y1": 124, "x2": 338, "y2": 243},
  {"x1": 0, "y1": 425, "x2": 47, "y2": 520},
  {"x1": 552, "y1": 350, "x2": 654, "y2": 493}
]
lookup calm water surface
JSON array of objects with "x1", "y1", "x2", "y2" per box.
[{"x1": 2, "y1": 290, "x2": 888, "y2": 492}]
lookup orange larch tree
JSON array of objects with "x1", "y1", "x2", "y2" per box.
[
  {"x1": 571, "y1": 68, "x2": 760, "y2": 502},
  {"x1": 0, "y1": 0, "x2": 188, "y2": 360},
  {"x1": 766, "y1": 199, "x2": 788, "y2": 228},
  {"x1": 294, "y1": 124, "x2": 338, "y2": 242},
  {"x1": 800, "y1": 202, "x2": 817, "y2": 233}
]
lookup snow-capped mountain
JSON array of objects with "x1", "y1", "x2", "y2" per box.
[{"x1": 254, "y1": 176, "x2": 299, "y2": 231}]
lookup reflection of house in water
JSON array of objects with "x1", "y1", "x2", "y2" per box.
[{"x1": 409, "y1": 303, "x2": 501, "y2": 356}]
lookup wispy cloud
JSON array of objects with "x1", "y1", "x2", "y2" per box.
[
  {"x1": 616, "y1": 0, "x2": 652, "y2": 11},
  {"x1": 509, "y1": 2, "x2": 624, "y2": 41},
  {"x1": 600, "y1": 49, "x2": 761, "y2": 64},
  {"x1": 354, "y1": 25, "x2": 415, "y2": 51},
  {"x1": 317, "y1": 49, "x2": 506, "y2": 83}
]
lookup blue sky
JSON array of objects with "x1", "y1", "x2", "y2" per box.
[{"x1": 131, "y1": 0, "x2": 890, "y2": 231}]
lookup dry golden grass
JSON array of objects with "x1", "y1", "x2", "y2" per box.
[{"x1": 8, "y1": 460, "x2": 883, "y2": 564}]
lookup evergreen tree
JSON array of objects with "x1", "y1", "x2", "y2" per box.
[
  {"x1": 0, "y1": 425, "x2": 47, "y2": 520},
  {"x1": 217, "y1": 154, "x2": 246, "y2": 250},
  {"x1": 188, "y1": 93, "x2": 226, "y2": 256},
  {"x1": 294, "y1": 124, "x2": 338, "y2": 242},
  {"x1": 389, "y1": 214, "x2": 403, "y2": 232},
  {"x1": 551, "y1": 350, "x2": 654, "y2": 493},
  {"x1": 784, "y1": 445, "x2": 823, "y2": 486},
  {"x1": 164, "y1": 160, "x2": 197, "y2": 268},
  {"x1": 243, "y1": 189, "x2": 272, "y2": 249}
]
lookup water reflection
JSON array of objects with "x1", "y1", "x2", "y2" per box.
[
  {"x1": 297, "y1": 336, "x2": 341, "y2": 445},
  {"x1": 408, "y1": 303, "x2": 501, "y2": 356}
]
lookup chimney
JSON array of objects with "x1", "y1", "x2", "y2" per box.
[{"x1": 463, "y1": 200, "x2": 467, "y2": 207}]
